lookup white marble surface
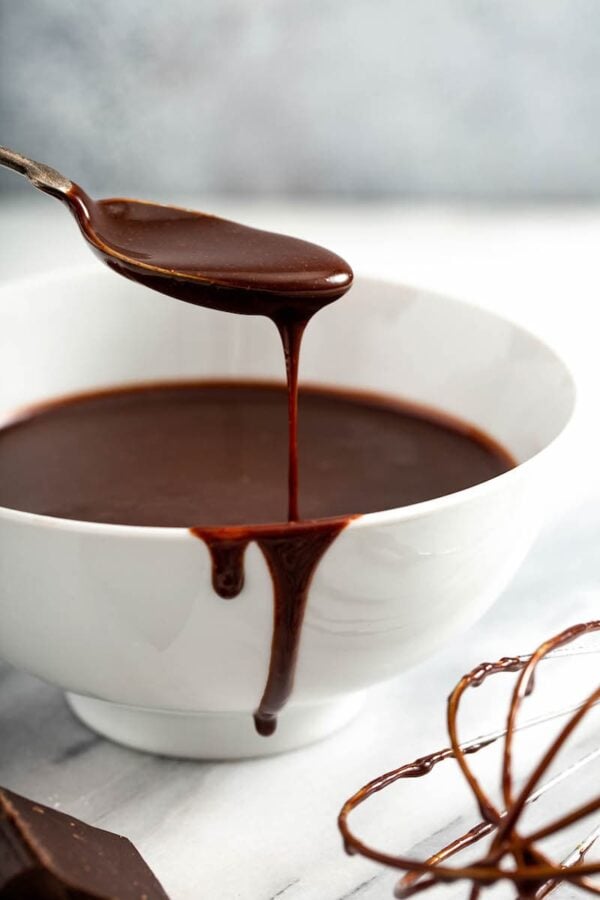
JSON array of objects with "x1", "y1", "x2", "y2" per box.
[{"x1": 0, "y1": 199, "x2": 599, "y2": 898}]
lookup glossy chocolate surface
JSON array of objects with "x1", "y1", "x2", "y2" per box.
[
  {"x1": 0, "y1": 382, "x2": 513, "y2": 527},
  {"x1": 66, "y1": 188, "x2": 353, "y2": 318}
]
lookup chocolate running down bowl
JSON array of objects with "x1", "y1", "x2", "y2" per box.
[{"x1": 0, "y1": 269, "x2": 575, "y2": 758}]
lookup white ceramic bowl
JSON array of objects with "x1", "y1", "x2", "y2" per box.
[{"x1": 0, "y1": 267, "x2": 575, "y2": 758}]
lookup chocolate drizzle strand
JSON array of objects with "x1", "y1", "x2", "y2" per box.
[
  {"x1": 338, "y1": 621, "x2": 600, "y2": 897},
  {"x1": 193, "y1": 519, "x2": 349, "y2": 735}
]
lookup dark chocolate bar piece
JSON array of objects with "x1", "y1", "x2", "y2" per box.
[{"x1": 0, "y1": 787, "x2": 169, "y2": 898}]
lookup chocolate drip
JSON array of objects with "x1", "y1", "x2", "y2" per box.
[
  {"x1": 276, "y1": 318, "x2": 306, "y2": 522},
  {"x1": 252, "y1": 521, "x2": 348, "y2": 735},
  {"x1": 195, "y1": 531, "x2": 250, "y2": 600},
  {"x1": 338, "y1": 621, "x2": 600, "y2": 897},
  {"x1": 192, "y1": 519, "x2": 349, "y2": 735}
]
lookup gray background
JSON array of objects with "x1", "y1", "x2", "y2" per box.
[{"x1": 1, "y1": 0, "x2": 600, "y2": 200}]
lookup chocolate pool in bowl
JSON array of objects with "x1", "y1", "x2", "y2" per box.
[{"x1": 0, "y1": 268, "x2": 575, "y2": 758}]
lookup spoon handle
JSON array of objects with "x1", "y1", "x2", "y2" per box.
[{"x1": 0, "y1": 146, "x2": 72, "y2": 196}]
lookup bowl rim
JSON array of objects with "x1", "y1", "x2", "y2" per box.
[{"x1": 0, "y1": 265, "x2": 578, "y2": 539}]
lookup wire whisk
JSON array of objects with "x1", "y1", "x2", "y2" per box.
[{"x1": 338, "y1": 621, "x2": 600, "y2": 899}]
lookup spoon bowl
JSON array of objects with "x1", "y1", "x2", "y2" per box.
[{"x1": 0, "y1": 146, "x2": 353, "y2": 317}]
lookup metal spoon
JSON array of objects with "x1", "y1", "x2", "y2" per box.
[{"x1": 0, "y1": 146, "x2": 353, "y2": 316}]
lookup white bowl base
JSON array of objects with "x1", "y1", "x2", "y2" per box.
[{"x1": 66, "y1": 692, "x2": 364, "y2": 759}]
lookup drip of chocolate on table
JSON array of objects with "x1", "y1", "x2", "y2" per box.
[
  {"x1": 338, "y1": 620, "x2": 600, "y2": 899},
  {"x1": 0, "y1": 182, "x2": 517, "y2": 736}
]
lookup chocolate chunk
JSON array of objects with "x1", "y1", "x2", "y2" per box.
[{"x1": 0, "y1": 787, "x2": 169, "y2": 899}]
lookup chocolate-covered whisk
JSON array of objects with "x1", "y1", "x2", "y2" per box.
[{"x1": 339, "y1": 622, "x2": 600, "y2": 898}]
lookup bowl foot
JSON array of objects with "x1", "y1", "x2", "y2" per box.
[{"x1": 66, "y1": 692, "x2": 364, "y2": 759}]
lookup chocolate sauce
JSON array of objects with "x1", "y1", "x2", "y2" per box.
[
  {"x1": 0, "y1": 383, "x2": 513, "y2": 526},
  {"x1": 0, "y1": 787, "x2": 169, "y2": 898},
  {"x1": 0, "y1": 383, "x2": 513, "y2": 732},
  {"x1": 64, "y1": 186, "x2": 353, "y2": 524},
  {"x1": 338, "y1": 621, "x2": 600, "y2": 898},
  {"x1": 67, "y1": 190, "x2": 353, "y2": 314}
]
